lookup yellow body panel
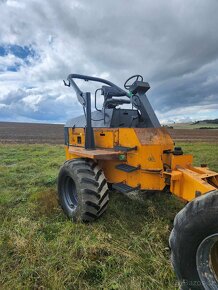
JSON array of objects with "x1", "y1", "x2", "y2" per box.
[{"x1": 65, "y1": 127, "x2": 218, "y2": 202}]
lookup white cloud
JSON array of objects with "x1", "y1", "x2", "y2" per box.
[
  {"x1": 0, "y1": 0, "x2": 217, "y2": 123},
  {"x1": 22, "y1": 94, "x2": 43, "y2": 111}
]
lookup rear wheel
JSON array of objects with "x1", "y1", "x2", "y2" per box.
[
  {"x1": 169, "y1": 190, "x2": 218, "y2": 290},
  {"x1": 57, "y1": 158, "x2": 109, "y2": 222},
  {"x1": 197, "y1": 233, "x2": 218, "y2": 289}
]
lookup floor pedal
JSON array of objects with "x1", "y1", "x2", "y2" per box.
[
  {"x1": 112, "y1": 182, "x2": 140, "y2": 193},
  {"x1": 116, "y1": 164, "x2": 140, "y2": 172}
]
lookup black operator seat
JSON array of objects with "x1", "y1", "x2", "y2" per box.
[
  {"x1": 101, "y1": 85, "x2": 130, "y2": 109},
  {"x1": 104, "y1": 98, "x2": 130, "y2": 109}
]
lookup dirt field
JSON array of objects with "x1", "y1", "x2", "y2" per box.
[
  {"x1": 0, "y1": 122, "x2": 217, "y2": 144},
  {"x1": 0, "y1": 122, "x2": 64, "y2": 144},
  {"x1": 168, "y1": 128, "x2": 218, "y2": 142}
]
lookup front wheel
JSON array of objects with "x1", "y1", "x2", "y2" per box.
[
  {"x1": 57, "y1": 158, "x2": 109, "y2": 222},
  {"x1": 169, "y1": 190, "x2": 218, "y2": 289}
]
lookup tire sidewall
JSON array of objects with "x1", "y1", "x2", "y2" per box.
[
  {"x1": 58, "y1": 164, "x2": 84, "y2": 221},
  {"x1": 170, "y1": 191, "x2": 218, "y2": 290}
]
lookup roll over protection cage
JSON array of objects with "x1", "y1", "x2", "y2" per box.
[
  {"x1": 63, "y1": 74, "x2": 128, "y2": 150},
  {"x1": 63, "y1": 74, "x2": 161, "y2": 150},
  {"x1": 64, "y1": 74, "x2": 128, "y2": 106}
]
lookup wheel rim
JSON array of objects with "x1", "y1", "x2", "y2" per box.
[
  {"x1": 63, "y1": 176, "x2": 78, "y2": 210},
  {"x1": 197, "y1": 233, "x2": 218, "y2": 290}
]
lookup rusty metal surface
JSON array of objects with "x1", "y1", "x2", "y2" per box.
[{"x1": 134, "y1": 127, "x2": 173, "y2": 145}]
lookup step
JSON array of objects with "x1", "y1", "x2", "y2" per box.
[
  {"x1": 116, "y1": 164, "x2": 140, "y2": 173},
  {"x1": 114, "y1": 145, "x2": 137, "y2": 152},
  {"x1": 112, "y1": 182, "x2": 140, "y2": 193}
]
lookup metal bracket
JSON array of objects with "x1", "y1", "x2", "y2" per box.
[{"x1": 63, "y1": 80, "x2": 70, "y2": 87}]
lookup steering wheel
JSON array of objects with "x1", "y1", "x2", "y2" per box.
[{"x1": 124, "y1": 74, "x2": 143, "y2": 90}]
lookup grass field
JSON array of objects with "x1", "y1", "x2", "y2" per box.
[
  {"x1": 0, "y1": 143, "x2": 218, "y2": 290},
  {"x1": 168, "y1": 121, "x2": 218, "y2": 129}
]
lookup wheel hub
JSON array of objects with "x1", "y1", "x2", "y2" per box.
[
  {"x1": 197, "y1": 233, "x2": 218, "y2": 290},
  {"x1": 64, "y1": 176, "x2": 78, "y2": 210}
]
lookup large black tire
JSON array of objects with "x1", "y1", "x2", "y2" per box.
[
  {"x1": 169, "y1": 190, "x2": 218, "y2": 290},
  {"x1": 57, "y1": 158, "x2": 109, "y2": 222}
]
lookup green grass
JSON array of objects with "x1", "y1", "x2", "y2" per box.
[
  {"x1": 0, "y1": 143, "x2": 217, "y2": 289},
  {"x1": 176, "y1": 142, "x2": 218, "y2": 172},
  {"x1": 169, "y1": 122, "x2": 218, "y2": 129}
]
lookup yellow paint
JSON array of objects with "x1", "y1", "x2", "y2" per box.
[
  {"x1": 65, "y1": 127, "x2": 218, "y2": 201},
  {"x1": 165, "y1": 167, "x2": 217, "y2": 201}
]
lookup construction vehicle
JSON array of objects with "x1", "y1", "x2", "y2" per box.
[{"x1": 58, "y1": 74, "x2": 218, "y2": 289}]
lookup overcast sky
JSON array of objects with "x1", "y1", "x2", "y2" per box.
[{"x1": 0, "y1": 0, "x2": 218, "y2": 124}]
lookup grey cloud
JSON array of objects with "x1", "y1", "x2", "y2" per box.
[
  {"x1": 0, "y1": 0, "x2": 218, "y2": 123},
  {"x1": 0, "y1": 86, "x2": 83, "y2": 122}
]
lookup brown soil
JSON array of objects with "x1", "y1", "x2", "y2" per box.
[
  {"x1": 0, "y1": 122, "x2": 64, "y2": 144},
  {"x1": 167, "y1": 128, "x2": 218, "y2": 142},
  {"x1": 0, "y1": 122, "x2": 217, "y2": 144}
]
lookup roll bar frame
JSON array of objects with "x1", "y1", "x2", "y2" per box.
[{"x1": 64, "y1": 74, "x2": 128, "y2": 107}]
